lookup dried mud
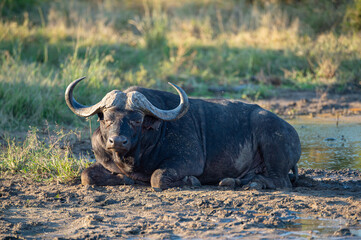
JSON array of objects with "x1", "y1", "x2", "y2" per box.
[{"x1": 1, "y1": 169, "x2": 361, "y2": 239}]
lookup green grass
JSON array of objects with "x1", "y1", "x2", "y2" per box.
[
  {"x1": 0, "y1": 127, "x2": 91, "y2": 183},
  {"x1": 1, "y1": 0, "x2": 361, "y2": 181}
]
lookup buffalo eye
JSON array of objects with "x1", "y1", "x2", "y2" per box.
[{"x1": 130, "y1": 119, "x2": 142, "y2": 127}]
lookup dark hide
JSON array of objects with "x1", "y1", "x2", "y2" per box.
[{"x1": 82, "y1": 87, "x2": 301, "y2": 190}]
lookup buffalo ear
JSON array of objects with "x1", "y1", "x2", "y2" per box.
[
  {"x1": 142, "y1": 116, "x2": 161, "y2": 130},
  {"x1": 97, "y1": 112, "x2": 104, "y2": 121}
]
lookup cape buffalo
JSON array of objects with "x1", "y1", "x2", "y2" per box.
[{"x1": 65, "y1": 77, "x2": 301, "y2": 190}]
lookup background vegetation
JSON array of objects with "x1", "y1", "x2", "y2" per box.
[
  {"x1": 1, "y1": 0, "x2": 361, "y2": 181},
  {"x1": 1, "y1": 0, "x2": 361, "y2": 129}
]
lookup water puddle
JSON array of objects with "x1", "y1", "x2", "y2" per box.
[
  {"x1": 281, "y1": 116, "x2": 361, "y2": 238},
  {"x1": 290, "y1": 116, "x2": 361, "y2": 170},
  {"x1": 282, "y1": 215, "x2": 361, "y2": 238}
]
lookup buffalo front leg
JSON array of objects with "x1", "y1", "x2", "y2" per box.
[
  {"x1": 81, "y1": 163, "x2": 134, "y2": 186},
  {"x1": 150, "y1": 144, "x2": 205, "y2": 190},
  {"x1": 150, "y1": 168, "x2": 202, "y2": 191}
]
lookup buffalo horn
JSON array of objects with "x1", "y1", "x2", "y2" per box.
[
  {"x1": 65, "y1": 77, "x2": 104, "y2": 117},
  {"x1": 126, "y1": 82, "x2": 189, "y2": 121},
  {"x1": 65, "y1": 77, "x2": 189, "y2": 121}
]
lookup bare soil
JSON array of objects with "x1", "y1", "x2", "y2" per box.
[
  {"x1": 256, "y1": 90, "x2": 361, "y2": 117},
  {"x1": 1, "y1": 170, "x2": 361, "y2": 239}
]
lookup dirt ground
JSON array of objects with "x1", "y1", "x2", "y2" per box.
[
  {"x1": 1, "y1": 90, "x2": 360, "y2": 239},
  {"x1": 256, "y1": 90, "x2": 361, "y2": 117},
  {"x1": 0, "y1": 169, "x2": 360, "y2": 239}
]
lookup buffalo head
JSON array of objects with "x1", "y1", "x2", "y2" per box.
[{"x1": 65, "y1": 77, "x2": 189, "y2": 171}]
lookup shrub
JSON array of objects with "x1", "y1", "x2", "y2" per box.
[{"x1": 343, "y1": 0, "x2": 361, "y2": 32}]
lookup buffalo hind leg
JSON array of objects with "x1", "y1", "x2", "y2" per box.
[
  {"x1": 81, "y1": 163, "x2": 134, "y2": 186},
  {"x1": 233, "y1": 158, "x2": 293, "y2": 190},
  {"x1": 247, "y1": 140, "x2": 295, "y2": 190},
  {"x1": 150, "y1": 168, "x2": 201, "y2": 191},
  {"x1": 219, "y1": 170, "x2": 261, "y2": 188},
  {"x1": 288, "y1": 165, "x2": 299, "y2": 185},
  {"x1": 220, "y1": 173, "x2": 293, "y2": 190},
  {"x1": 245, "y1": 174, "x2": 292, "y2": 190}
]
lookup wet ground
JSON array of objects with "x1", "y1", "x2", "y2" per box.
[
  {"x1": 0, "y1": 90, "x2": 360, "y2": 239},
  {"x1": 256, "y1": 90, "x2": 361, "y2": 117},
  {"x1": 0, "y1": 168, "x2": 361, "y2": 239}
]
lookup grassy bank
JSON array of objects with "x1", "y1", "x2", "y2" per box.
[
  {"x1": 1, "y1": 0, "x2": 361, "y2": 181},
  {"x1": 0, "y1": 127, "x2": 90, "y2": 182}
]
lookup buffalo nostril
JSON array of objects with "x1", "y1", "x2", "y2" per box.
[{"x1": 107, "y1": 136, "x2": 129, "y2": 149}]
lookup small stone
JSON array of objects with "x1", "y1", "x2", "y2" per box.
[
  {"x1": 333, "y1": 228, "x2": 351, "y2": 236},
  {"x1": 82, "y1": 214, "x2": 104, "y2": 226},
  {"x1": 125, "y1": 226, "x2": 141, "y2": 235},
  {"x1": 324, "y1": 137, "x2": 336, "y2": 141}
]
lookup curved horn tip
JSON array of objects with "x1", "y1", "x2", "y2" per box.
[
  {"x1": 167, "y1": 82, "x2": 186, "y2": 93},
  {"x1": 65, "y1": 76, "x2": 87, "y2": 93},
  {"x1": 65, "y1": 76, "x2": 102, "y2": 118},
  {"x1": 65, "y1": 76, "x2": 87, "y2": 96},
  {"x1": 75, "y1": 76, "x2": 87, "y2": 83},
  {"x1": 167, "y1": 82, "x2": 178, "y2": 88}
]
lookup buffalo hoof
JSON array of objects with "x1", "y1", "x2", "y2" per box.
[
  {"x1": 219, "y1": 178, "x2": 241, "y2": 188},
  {"x1": 248, "y1": 181, "x2": 264, "y2": 190},
  {"x1": 81, "y1": 163, "x2": 134, "y2": 186},
  {"x1": 183, "y1": 176, "x2": 201, "y2": 187},
  {"x1": 241, "y1": 181, "x2": 263, "y2": 190},
  {"x1": 288, "y1": 173, "x2": 298, "y2": 185},
  {"x1": 152, "y1": 176, "x2": 201, "y2": 192},
  {"x1": 242, "y1": 174, "x2": 293, "y2": 190},
  {"x1": 152, "y1": 187, "x2": 163, "y2": 192},
  {"x1": 151, "y1": 168, "x2": 202, "y2": 190}
]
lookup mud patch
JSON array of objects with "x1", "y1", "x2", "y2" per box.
[
  {"x1": 0, "y1": 168, "x2": 360, "y2": 239},
  {"x1": 256, "y1": 91, "x2": 361, "y2": 117}
]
